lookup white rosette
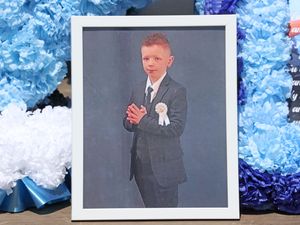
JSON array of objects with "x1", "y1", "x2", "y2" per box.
[{"x1": 155, "y1": 102, "x2": 170, "y2": 126}]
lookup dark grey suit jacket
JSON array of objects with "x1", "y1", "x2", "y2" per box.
[{"x1": 123, "y1": 74, "x2": 187, "y2": 187}]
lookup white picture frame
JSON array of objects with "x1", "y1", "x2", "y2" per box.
[{"x1": 71, "y1": 15, "x2": 239, "y2": 220}]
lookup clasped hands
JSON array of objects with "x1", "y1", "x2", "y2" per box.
[{"x1": 126, "y1": 103, "x2": 147, "y2": 125}]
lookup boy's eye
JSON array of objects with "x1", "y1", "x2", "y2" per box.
[
  {"x1": 143, "y1": 57, "x2": 149, "y2": 61},
  {"x1": 155, "y1": 57, "x2": 160, "y2": 61}
]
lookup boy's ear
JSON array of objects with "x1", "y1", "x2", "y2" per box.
[{"x1": 167, "y1": 55, "x2": 174, "y2": 67}]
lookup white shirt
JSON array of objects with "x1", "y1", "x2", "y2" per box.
[{"x1": 145, "y1": 72, "x2": 167, "y2": 103}]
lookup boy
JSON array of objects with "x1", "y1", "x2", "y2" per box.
[{"x1": 123, "y1": 33, "x2": 187, "y2": 207}]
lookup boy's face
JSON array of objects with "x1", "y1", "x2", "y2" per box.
[{"x1": 141, "y1": 44, "x2": 174, "y2": 83}]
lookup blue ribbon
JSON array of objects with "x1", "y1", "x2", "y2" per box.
[{"x1": 0, "y1": 177, "x2": 70, "y2": 213}]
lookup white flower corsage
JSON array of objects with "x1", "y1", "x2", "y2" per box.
[{"x1": 155, "y1": 102, "x2": 170, "y2": 126}]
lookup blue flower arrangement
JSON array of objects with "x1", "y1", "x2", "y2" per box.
[
  {"x1": 0, "y1": 0, "x2": 151, "y2": 212},
  {"x1": 0, "y1": 0, "x2": 78, "y2": 110},
  {"x1": 195, "y1": 0, "x2": 205, "y2": 14},
  {"x1": 197, "y1": 0, "x2": 300, "y2": 213},
  {"x1": 0, "y1": 0, "x2": 151, "y2": 111},
  {"x1": 1, "y1": 0, "x2": 300, "y2": 214},
  {"x1": 236, "y1": 0, "x2": 300, "y2": 175},
  {"x1": 202, "y1": 0, "x2": 238, "y2": 14}
]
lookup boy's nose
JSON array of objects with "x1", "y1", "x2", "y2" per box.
[{"x1": 148, "y1": 58, "x2": 155, "y2": 64}]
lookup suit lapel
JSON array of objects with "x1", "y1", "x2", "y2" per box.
[{"x1": 149, "y1": 75, "x2": 170, "y2": 113}]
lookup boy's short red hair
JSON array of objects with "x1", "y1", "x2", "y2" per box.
[{"x1": 141, "y1": 33, "x2": 172, "y2": 53}]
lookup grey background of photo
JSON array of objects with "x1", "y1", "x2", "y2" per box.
[{"x1": 82, "y1": 27, "x2": 227, "y2": 208}]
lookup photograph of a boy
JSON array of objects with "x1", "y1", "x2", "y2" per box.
[{"x1": 123, "y1": 33, "x2": 187, "y2": 208}]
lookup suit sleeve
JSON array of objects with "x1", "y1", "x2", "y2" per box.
[
  {"x1": 137, "y1": 87, "x2": 187, "y2": 137},
  {"x1": 123, "y1": 91, "x2": 137, "y2": 132}
]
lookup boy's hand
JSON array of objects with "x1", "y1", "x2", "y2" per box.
[{"x1": 126, "y1": 104, "x2": 147, "y2": 125}]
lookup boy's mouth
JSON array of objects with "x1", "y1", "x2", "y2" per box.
[{"x1": 147, "y1": 69, "x2": 156, "y2": 73}]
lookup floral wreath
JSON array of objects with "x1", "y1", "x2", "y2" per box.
[{"x1": 1, "y1": 0, "x2": 300, "y2": 214}]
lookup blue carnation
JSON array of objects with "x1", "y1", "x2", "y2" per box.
[
  {"x1": 32, "y1": 0, "x2": 81, "y2": 61},
  {"x1": 195, "y1": 0, "x2": 205, "y2": 15},
  {"x1": 204, "y1": 0, "x2": 239, "y2": 15}
]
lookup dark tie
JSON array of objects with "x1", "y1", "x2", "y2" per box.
[{"x1": 146, "y1": 86, "x2": 153, "y2": 105}]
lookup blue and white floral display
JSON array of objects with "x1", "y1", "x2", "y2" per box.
[
  {"x1": 198, "y1": 0, "x2": 300, "y2": 214},
  {"x1": 1, "y1": 0, "x2": 300, "y2": 214},
  {"x1": 0, "y1": 0, "x2": 150, "y2": 111},
  {"x1": 0, "y1": 0, "x2": 151, "y2": 212}
]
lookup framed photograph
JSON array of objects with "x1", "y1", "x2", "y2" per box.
[{"x1": 71, "y1": 15, "x2": 239, "y2": 220}]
